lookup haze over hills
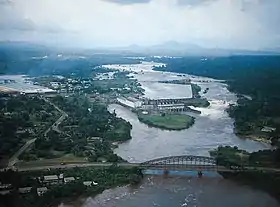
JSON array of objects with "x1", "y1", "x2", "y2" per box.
[
  {"x1": 1, "y1": 41, "x2": 280, "y2": 58},
  {"x1": 118, "y1": 41, "x2": 280, "y2": 56}
]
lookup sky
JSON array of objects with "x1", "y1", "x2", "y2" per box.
[{"x1": 0, "y1": 0, "x2": 280, "y2": 50}]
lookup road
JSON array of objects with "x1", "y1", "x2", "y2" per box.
[
  {"x1": 7, "y1": 162, "x2": 280, "y2": 173},
  {"x1": 42, "y1": 97, "x2": 68, "y2": 136},
  {"x1": 7, "y1": 138, "x2": 37, "y2": 167},
  {"x1": 7, "y1": 97, "x2": 68, "y2": 167},
  {"x1": 43, "y1": 112, "x2": 68, "y2": 136}
]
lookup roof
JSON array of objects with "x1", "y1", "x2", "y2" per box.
[
  {"x1": 83, "y1": 181, "x2": 98, "y2": 186},
  {"x1": 44, "y1": 175, "x2": 59, "y2": 181},
  {"x1": 19, "y1": 187, "x2": 32, "y2": 193},
  {"x1": 83, "y1": 181, "x2": 92, "y2": 186},
  {"x1": 141, "y1": 82, "x2": 193, "y2": 100},
  {"x1": 64, "y1": 177, "x2": 75, "y2": 182},
  {"x1": 0, "y1": 190, "x2": 11, "y2": 195},
  {"x1": 261, "y1": 126, "x2": 276, "y2": 132},
  {"x1": 0, "y1": 184, "x2": 12, "y2": 189},
  {"x1": 59, "y1": 173, "x2": 64, "y2": 179},
  {"x1": 37, "y1": 187, "x2": 48, "y2": 192}
]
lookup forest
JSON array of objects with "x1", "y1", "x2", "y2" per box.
[
  {"x1": 0, "y1": 95, "x2": 59, "y2": 166},
  {"x1": 22, "y1": 95, "x2": 132, "y2": 162}
]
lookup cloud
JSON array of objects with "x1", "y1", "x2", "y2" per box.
[
  {"x1": 104, "y1": 0, "x2": 151, "y2": 4},
  {"x1": 0, "y1": 0, "x2": 12, "y2": 5},
  {"x1": 0, "y1": 1, "x2": 67, "y2": 35},
  {"x1": 0, "y1": 0, "x2": 279, "y2": 50},
  {"x1": 177, "y1": 0, "x2": 216, "y2": 6}
]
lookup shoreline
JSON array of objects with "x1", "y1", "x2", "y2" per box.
[
  {"x1": 242, "y1": 134, "x2": 272, "y2": 145},
  {"x1": 137, "y1": 114, "x2": 195, "y2": 131}
]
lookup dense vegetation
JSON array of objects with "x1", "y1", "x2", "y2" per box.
[
  {"x1": 23, "y1": 95, "x2": 132, "y2": 162},
  {"x1": 211, "y1": 146, "x2": 280, "y2": 201},
  {"x1": 153, "y1": 55, "x2": 280, "y2": 146},
  {"x1": 0, "y1": 95, "x2": 59, "y2": 166},
  {"x1": 138, "y1": 113, "x2": 195, "y2": 130},
  {"x1": 0, "y1": 166, "x2": 143, "y2": 207},
  {"x1": 210, "y1": 146, "x2": 280, "y2": 168}
]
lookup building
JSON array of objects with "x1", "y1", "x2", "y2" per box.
[
  {"x1": 83, "y1": 181, "x2": 92, "y2": 187},
  {"x1": 64, "y1": 177, "x2": 75, "y2": 183},
  {"x1": 138, "y1": 82, "x2": 194, "y2": 112},
  {"x1": 117, "y1": 97, "x2": 142, "y2": 109},
  {"x1": 141, "y1": 82, "x2": 193, "y2": 100},
  {"x1": 0, "y1": 183, "x2": 11, "y2": 190},
  {"x1": 157, "y1": 103, "x2": 185, "y2": 111},
  {"x1": 261, "y1": 126, "x2": 276, "y2": 133},
  {"x1": 83, "y1": 181, "x2": 98, "y2": 187},
  {"x1": 19, "y1": 187, "x2": 32, "y2": 194},
  {"x1": 0, "y1": 190, "x2": 11, "y2": 195},
  {"x1": 0, "y1": 75, "x2": 56, "y2": 94},
  {"x1": 37, "y1": 187, "x2": 48, "y2": 196},
  {"x1": 43, "y1": 175, "x2": 59, "y2": 184},
  {"x1": 59, "y1": 174, "x2": 64, "y2": 180}
]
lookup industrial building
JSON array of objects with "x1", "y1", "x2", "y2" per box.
[{"x1": 0, "y1": 75, "x2": 55, "y2": 94}]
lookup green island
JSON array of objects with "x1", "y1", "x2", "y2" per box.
[{"x1": 138, "y1": 113, "x2": 195, "y2": 130}]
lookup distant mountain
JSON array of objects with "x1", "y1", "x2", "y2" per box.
[
  {"x1": 1, "y1": 41, "x2": 279, "y2": 58},
  {"x1": 0, "y1": 41, "x2": 48, "y2": 52},
  {"x1": 109, "y1": 41, "x2": 280, "y2": 56},
  {"x1": 118, "y1": 41, "x2": 204, "y2": 56}
]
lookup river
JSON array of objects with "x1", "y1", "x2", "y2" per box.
[
  {"x1": 107, "y1": 61, "x2": 269, "y2": 162},
  {"x1": 62, "y1": 61, "x2": 278, "y2": 207}
]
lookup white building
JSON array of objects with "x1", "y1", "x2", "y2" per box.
[
  {"x1": 261, "y1": 126, "x2": 276, "y2": 133},
  {"x1": 157, "y1": 103, "x2": 185, "y2": 111},
  {"x1": 43, "y1": 175, "x2": 59, "y2": 184},
  {"x1": 64, "y1": 177, "x2": 75, "y2": 183},
  {"x1": 141, "y1": 82, "x2": 193, "y2": 100},
  {"x1": 117, "y1": 97, "x2": 142, "y2": 108},
  {"x1": 83, "y1": 181, "x2": 98, "y2": 187}
]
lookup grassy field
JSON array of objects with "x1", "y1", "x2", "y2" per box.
[{"x1": 138, "y1": 113, "x2": 195, "y2": 130}]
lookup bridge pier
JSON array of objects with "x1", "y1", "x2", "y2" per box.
[{"x1": 163, "y1": 169, "x2": 169, "y2": 176}]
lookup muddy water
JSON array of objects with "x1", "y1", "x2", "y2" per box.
[
  {"x1": 106, "y1": 62, "x2": 269, "y2": 162},
  {"x1": 79, "y1": 176, "x2": 279, "y2": 207}
]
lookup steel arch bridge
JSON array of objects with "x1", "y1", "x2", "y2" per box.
[{"x1": 140, "y1": 155, "x2": 218, "y2": 171}]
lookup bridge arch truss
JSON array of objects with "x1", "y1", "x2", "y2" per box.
[{"x1": 140, "y1": 155, "x2": 217, "y2": 168}]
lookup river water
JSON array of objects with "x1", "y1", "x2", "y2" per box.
[
  {"x1": 107, "y1": 62, "x2": 269, "y2": 162},
  {"x1": 62, "y1": 61, "x2": 278, "y2": 207}
]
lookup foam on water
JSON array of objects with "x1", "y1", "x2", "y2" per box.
[{"x1": 189, "y1": 100, "x2": 228, "y2": 120}]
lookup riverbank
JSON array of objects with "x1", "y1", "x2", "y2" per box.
[
  {"x1": 137, "y1": 113, "x2": 195, "y2": 130},
  {"x1": 243, "y1": 134, "x2": 272, "y2": 144},
  {"x1": 227, "y1": 99, "x2": 275, "y2": 145},
  {"x1": 0, "y1": 166, "x2": 143, "y2": 207},
  {"x1": 60, "y1": 175, "x2": 280, "y2": 207},
  {"x1": 210, "y1": 146, "x2": 280, "y2": 202}
]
